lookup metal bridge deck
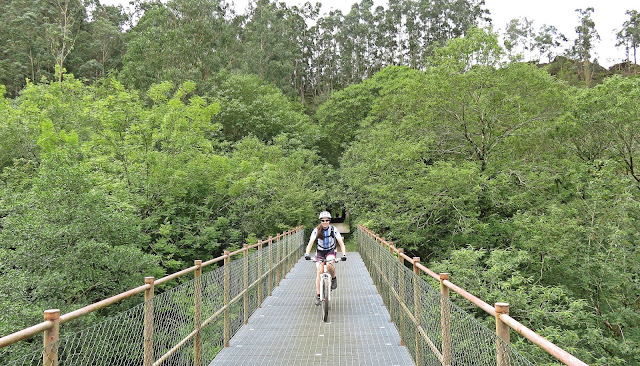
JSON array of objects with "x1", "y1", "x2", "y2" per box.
[{"x1": 210, "y1": 252, "x2": 414, "y2": 366}]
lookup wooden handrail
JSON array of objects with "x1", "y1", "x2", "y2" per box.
[
  {"x1": 60, "y1": 284, "x2": 152, "y2": 324},
  {"x1": 442, "y1": 279, "x2": 496, "y2": 317},
  {"x1": 358, "y1": 224, "x2": 588, "y2": 366},
  {"x1": 500, "y1": 314, "x2": 588, "y2": 366},
  {"x1": 0, "y1": 321, "x2": 54, "y2": 348}
]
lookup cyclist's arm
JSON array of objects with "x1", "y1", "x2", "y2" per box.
[
  {"x1": 337, "y1": 236, "x2": 346, "y2": 257},
  {"x1": 333, "y1": 227, "x2": 346, "y2": 257},
  {"x1": 305, "y1": 230, "x2": 317, "y2": 255}
]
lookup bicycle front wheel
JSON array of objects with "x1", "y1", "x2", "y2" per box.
[{"x1": 322, "y1": 276, "x2": 330, "y2": 322}]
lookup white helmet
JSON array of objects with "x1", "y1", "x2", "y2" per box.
[{"x1": 318, "y1": 211, "x2": 332, "y2": 219}]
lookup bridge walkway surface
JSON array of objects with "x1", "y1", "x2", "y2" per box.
[{"x1": 210, "y1": 252, "x2": 414, "y2": 366}]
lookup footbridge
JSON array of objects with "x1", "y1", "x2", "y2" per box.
[{"x1": 1, "y1": 226, "x2": 588, "y2": 366}]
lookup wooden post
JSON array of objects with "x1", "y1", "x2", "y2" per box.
[
  {"x1": 267, "y1": 236, "x2": 273, "y2": 294},
  {"x1": 286, "y1": 231, "x2": 292, "y2": 274},
  {"x1": 375, "y1": 238, "x2": 381, "y2": 292},
  {"x1": 43, "y1": 309, "x2": 60, "y2": 366},
  {"x1": 279, "y1": 233, "x2": 284, "y2": 280},
  {"x1": 397, "y1": 248, "x2": 405, "y2": 346},
  {"x1": 194, "y1": 261, "x2": 203, "y2": 366},
  {"x1": 388, "y1": 242, "x2": 394, "y2": 318},
  {"x1": 283, "y1": 231, "x2": 289, "y2": 276},
  {"x1": 224, "y1": 251, "x2": 230, "y2": 347},
  {"x1": 413, "y1": 258, "x2": 422, "y2": 366},
  {"x1": 243, "y1": 244, "x2": 249, "y2": 325},
  {"x1": 440, "y1": 273, "x2": 451, "y2": 366},
  {"x1": 495, "y1": 302, "x2": 511, "y2": 366},
  {"x1": 276, "y1": 234, "x2": 281, "y2": 283},
  {"x1": 258, "y1": 241, "x2": 263, "y2": 307},
  {"x1": 143, "y1": 277, "x2": 155, "y2": 366}
]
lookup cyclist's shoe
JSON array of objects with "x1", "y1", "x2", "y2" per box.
[
  {"x1": 315, "y1": 295, "x2": 321, "y2": 306},
  {"x1": 304, "y1": 253, "x2": 311, "y2": 260},
  {"x1": 331, "y1": 277, "x2": 337, "y2": 290}
]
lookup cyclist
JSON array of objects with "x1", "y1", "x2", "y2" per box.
[{"x1": 304, "y1": 211, "x2": 347, "y2": 305}]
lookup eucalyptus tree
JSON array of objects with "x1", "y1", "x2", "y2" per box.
[
  {"x1": 293, "y1": 2, "x2": 321, "y2": 103},
  {"x1": 616, "y1": 9, "x2": 640, "y2": 64},
  {"x1": 0, "y1": 0, "x2": 55, "y2": 95},
  {"x1": 418, "y1": 0, "x2": 489, "y2": 65},
  {"x1": 42, "y1": 0, "x2": 86, "y2": 81},
  {"x1": 69, "y1": 2, "x2": 128, "y2": 81},
  {"x1": 384, "y1": 0, "x2": 405, "y2": 64},
  {"x1": 369, "y1": 5, "x2": 391, "y2": 72},
  {"x1": 0, "y1": 0, "x2": 128, "y2": 94},
  {"x1": 338, "y1": 0, "x2": 377, "y2": 83},
  {"x1": 534, "y1": 24, "x2": 566, "y2": 63},
  {"x1": 571, "y1": 7, "x2": 600, "y2": 86},
  {"x1": 241, "y1": 0, "x2": 310, "y2": 99},
  {"x1": 503, "y1": 17, "x2": 534, "y2": 60},
  {"x1": 310, "y1": 10, "x2": 343, "y2": 96},
  {"x1": 306, "y1": 0, "x2": 488, "y2": 96}
]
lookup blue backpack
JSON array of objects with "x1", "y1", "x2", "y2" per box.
[{"x1": 317, "y1": 226, "x2": 337, "y2": 251}]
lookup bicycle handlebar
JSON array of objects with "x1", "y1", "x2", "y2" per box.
[{"x1": 304, "y1": 253, "x2": 346, "y2": 262}]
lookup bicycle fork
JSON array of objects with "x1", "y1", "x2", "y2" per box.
[{"x1": 319, "y1": 272, "x2": 331, "y2": 302}]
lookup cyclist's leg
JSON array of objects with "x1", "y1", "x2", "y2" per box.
[
  {"x1": 326, "y1": 251, "x2": 338, "y2": 289},
  {"x1": 315, "y1": 261, "x2": 323, "y2": 295},
  {"x1": 326, "y1": 251, "x2": 337, "y2": 278}
]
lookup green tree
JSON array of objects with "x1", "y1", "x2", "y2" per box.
[
  {"x1": 0, "y1": 142, "x2": 161, "y2": 341},
  {"x1": 429, "y1": 26, "x2": 504, "y2": 72},
  {"x1": 564, "y1": 75, "x2": 640, "y2": 182},
  {"x1": 510, "y1": 161, "x2": 640, "y2": 365},
  {"x1": 229, "y1": 136, "x2": 329, "y2": 235},
  {"x1": 427, "y1": 31, "x2": 565, "y2": 172},
  {"x1": 211, "y1": 73, "x2": 318, "y2": 143},
  {"x1": 121, "y1": 0, "x2": 238, "y2": 91},
  {"x1": 0, "y1": 86, "x2": 40, "y2": 169}
]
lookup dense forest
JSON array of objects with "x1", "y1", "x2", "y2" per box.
[{"x1": 1, "y1": 0, "x2": 639, "y2": 365}]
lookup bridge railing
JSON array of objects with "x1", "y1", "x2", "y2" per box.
[
  {"x1": 0, "y1": 227, "x2": 305, "y2": 366},
  {"x1": 358, "y1": 225, "x2": 589, "y2": 366}
]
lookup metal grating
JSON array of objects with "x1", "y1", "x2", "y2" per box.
[{"x1": 210, "y1": 253, "x2": 415, "y2": 366}]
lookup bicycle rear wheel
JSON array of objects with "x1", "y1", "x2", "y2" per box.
[{"x1": 322, "y1": 276, "x2": 330, "y2": 322}]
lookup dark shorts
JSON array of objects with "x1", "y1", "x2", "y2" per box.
[{"x1": 316, "y1": 249, "x2": 337, "y2": 263}]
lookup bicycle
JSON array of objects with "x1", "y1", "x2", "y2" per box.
[{"x1": 309, "y1": 255, "x2": 346, "y2": 322}]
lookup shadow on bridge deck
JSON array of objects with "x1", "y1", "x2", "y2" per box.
[{"x1": 210, "y1": 252, "x2": 414, "y2": 366}]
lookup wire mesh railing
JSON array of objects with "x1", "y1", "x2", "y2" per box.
[
  {"x1": 0, "y1": 227, "x2": 305, "y2": 366},
  {"x1": 358, "y1": 224, "x2": 589, "y2": 366}
]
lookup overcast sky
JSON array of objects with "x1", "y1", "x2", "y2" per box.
[{"x1": 104, "y1": 0, "x2": 638, "y2": 67}]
